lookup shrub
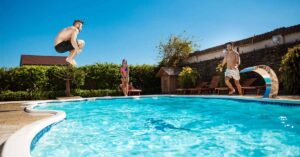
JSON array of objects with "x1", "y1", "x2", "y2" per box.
[
  {"x1": 5, "y1": 66, "x2": 48, "y2": 91},
  {"x1": 0, "y1": 90, "x2": 68, "y2": 101},
  {"x1": 45, "y1": 66, "x2": 86, "y2": 91},
  {"x1": 71, "y1": 67, "x2": 85, "y2": 89},
  {"x1": 79, "y1": 63, "x2": 121, "y2": 89},
  {"x1": 44, "y1": 91, "x2": 67, "y2": 99},
  {"x1": 178, "y1": 66, "x2": 198, "y2": 88},
  {"x1": 0, "y1": 63, "x2": 161, "y2": 101},
  {"x1": 79, "y1": 63, "x2": 161, "y2": 94},
  {"x1": 0, "y1": 89, "x2": 120, "y2": 101},
  {"x1": 129, "y1": 64, "x2": 161, "y2": 94},
  {"x1": 280, "y1": 44, "x2": 300, "y2": 94},
  {"x1": 73, "y1": 89, "x2": 120, "y2": 97},
  {"x1": 0, "y1": 91, "x2": 31, "y2": 101},
  {"x1": 0, "y1": 68, "x2": 8, "y2": 91},
  {"x1": 215, "y1": 61, "x2": 225, "y2": 87},
  {"x1": 45, "y1": 66, "x2": 66, "y2": 91}
]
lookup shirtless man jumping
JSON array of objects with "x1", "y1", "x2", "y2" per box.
[
  {"x1": 54, "y1": 20, "x2": 85, "y2": 66},
  {"x1": 220, "y1": 42, "x2": 242, "y2": 95}
]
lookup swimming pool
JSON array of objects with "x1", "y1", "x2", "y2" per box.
[{"x1": 26, "y1": 96, "x2": 300, "y2": 157}]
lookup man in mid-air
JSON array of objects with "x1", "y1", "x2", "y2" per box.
[{"x1": 54, "y1": 20, "x2": 85, "y2": 66}]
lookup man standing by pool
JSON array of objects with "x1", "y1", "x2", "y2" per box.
[
  {"x1": 220, "y1": 42, "x2": 242, "y2": 95},
  {"x1": 54, "y1": 20, "x2": 85, "y2": 66}
]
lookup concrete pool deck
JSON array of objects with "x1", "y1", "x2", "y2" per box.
[
  {"x1": 0, "y1": 95, "x2": 299, "y2": 156},
  {"x1": 0, "y1": 103, "x2": 51, "y2": 156}
]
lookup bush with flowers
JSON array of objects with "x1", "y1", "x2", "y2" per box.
[{"x1": 178, "y1": 66, "x2": 199, "y2": 88}]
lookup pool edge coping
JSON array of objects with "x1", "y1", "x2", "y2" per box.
[
  {"x1": 1, "y1": 95, "x2": 300, "y2": 157},
  {"x1": 1, "y1": 102, "x2": 67, "y2": 157}
]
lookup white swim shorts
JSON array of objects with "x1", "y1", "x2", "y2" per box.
[{"x1": 225, "y1": 68, "x2": 240, "y2": 80}]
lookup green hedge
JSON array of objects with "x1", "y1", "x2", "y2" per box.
[
  {"x1": 0, "y1": 63, "x2": 161, "y2": 101},
  {"x1": 74, "y1": 89, "x2": 120, "y2": 97},
  {"x1": 0, "y1": 68, "x2": 7, "y2": 91},
  {"x1": 128, "y1": 64, "x2": 161, "y2": 94},
  {"x1": 79, "y1": 63, "x2": 121, "y2": 89},
  {"x1": 0, "y1": 91, "x2": 35, "y2": 101},
  {"x1": 0, "y1": 89, "x2": 120, "y2": 101},
  {"x1": 45, "y1": 66, "x2": 68, "y2": 91},
  {"x1": 78, "y1": 63, "x2": 161, "y2": 94},
  {"x1": 0, "y1": 90, "x2": 66, "y2": 101},
  {"x1": 4, "y1": 66, "x2": 48, "y2": 91},
  {"x1": 0, "y1": 66, "x2": 84, "y2": 92}
]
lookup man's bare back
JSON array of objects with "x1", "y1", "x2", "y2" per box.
[{"x1": 54, "y1": 26, "x2": 78, "y2": 46}]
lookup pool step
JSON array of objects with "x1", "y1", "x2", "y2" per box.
[{"x1": 56, "y1": 96, "x2": 82, "y2": 100}]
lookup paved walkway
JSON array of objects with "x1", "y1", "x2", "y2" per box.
[
  {"x1": 276, "y1": 95, "x2": 300, "y2": 100},
  {"x1": 0, "y1": 103, "x2": 50, "y2": 156}
]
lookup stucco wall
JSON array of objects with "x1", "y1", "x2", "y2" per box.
[{"x1": 188, "y1": 32, "x2": 300, "y2": 64}]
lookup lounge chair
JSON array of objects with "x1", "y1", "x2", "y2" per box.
[
  {"x1": 176, "y1": 88, "x2": 187, "y2": 94},
  {"x1": 214, "y1": 86, "x2": 229, "y2": 95},
  {"x1": 176, "y1": 82, "x2": 209, "y2": 95},
  {"x1": 128, "y1": 89, "x2": 142, "y2": 96},
  {"x1": 197, "y1": 76, "x2": 220, "y2": 94},
  {"x1": 242, "y1": 78, "x2": 266, "y2": 95},
  {"x1": 242, "y1": 83, "x2": 265, "y2": 95},
  {"x1": 186, "y1": 82, "x2": 209, "y2": 94},
  {"x1": 215, "y1": 78, "x2": 262, "y2": 95},
  {"x1": 119, "y1": 83, "x2": 142, "y2": 96},
  {"x1": 128, "y1": 84, "x2": 142, "y2": 96}
]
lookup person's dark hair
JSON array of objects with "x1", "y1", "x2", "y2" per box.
[
  {"x1": 226, "y1": 42, "x2": 234, "y2": 46},
  {"x1": 122, "y1": 59, "x2": 127, "y2": 65},
  {"x1": 73, "y1": 20, "x2": 84, "y2": 26}
]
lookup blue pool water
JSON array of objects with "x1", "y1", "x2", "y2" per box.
[{"x1": 31, "y1": 96, "x2": 300, "y2": 157}]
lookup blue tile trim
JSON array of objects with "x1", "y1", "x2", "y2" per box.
[{"x1": 30, "y1": 119, "x2": 65, "y2": 151}]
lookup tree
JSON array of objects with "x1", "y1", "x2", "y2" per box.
[
  {"x1": 158, "y1": 34, "x2": 198, "y2": 67},
  {"x1": 53, "y1": 66, "x2": 85, "y2": 97},
  {"x1": 280, "y1": 44, "x2": 300, "y2": 94}
]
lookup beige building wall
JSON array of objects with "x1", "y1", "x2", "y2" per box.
[
  {"x1": 285, "y1": 32, "x2": 300, "y2": 43},
  {"x1": 239, "y1": 39, "x2": 275, "y2": 54},
  {"x1": 188, "y1": 32, "x2": 300, "y2": 64}
]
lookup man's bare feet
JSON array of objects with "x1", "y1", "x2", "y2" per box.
[
  {"x1": 66, "y1": 57, "x2": 71, "y2": 64},
  {"x1": 229, "y1": 89, "x2": 235, "y2": 95},
  {"x1": 72, "y1": 59, "x2": 77, "y2": 66},
  {"x1": 66, "y1": 58, "x2": 76, "y2": 66}
]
